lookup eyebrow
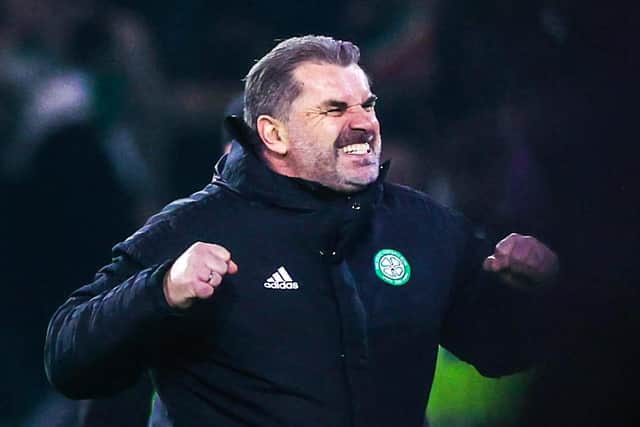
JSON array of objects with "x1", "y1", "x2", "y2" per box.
[
  {"x1": 320, "y1": 94, "x2": 378, "y2": 110},
  {"x1": 323, "y1": 100, "x2": 349, "y2": 110}
]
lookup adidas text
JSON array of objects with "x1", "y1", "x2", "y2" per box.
[{"x1": 264, "y1": 281, "x2": 299, "y2": 290}]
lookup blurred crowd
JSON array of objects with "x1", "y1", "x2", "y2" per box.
[{"x1": 1, "y1": 0, "x2": 638, "y2": 426}]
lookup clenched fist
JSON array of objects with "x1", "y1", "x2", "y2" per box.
[
  {"x1": 163, "y1": 242, "x2": 238, "y2": 309},
  {"x1": 483, "y1": 233, "x2": 559, "y2": 288}
]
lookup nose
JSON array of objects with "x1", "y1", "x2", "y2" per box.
[{"x1": 347, "y1": 106, "x2": 379, "y2": 132}]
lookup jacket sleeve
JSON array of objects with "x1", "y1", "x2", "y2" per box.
[
  {"x1": 440, "y1": 219, "x2": 549, "y2": 378},
  {"x1": 44, "y1": 253, "x2": 179, "y2": 399}
]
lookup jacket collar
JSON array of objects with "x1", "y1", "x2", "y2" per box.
[{"x1": 213, "y1": 116, "x2": 389, "y2": 211}]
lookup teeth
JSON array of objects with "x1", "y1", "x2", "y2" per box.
[{"x1": 342, "y1": 143, "x2": 371, "y2": 155}]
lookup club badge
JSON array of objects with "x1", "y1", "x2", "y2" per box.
[{"x1": 374, "y1": 249, "x2": 411, "y2": 286}]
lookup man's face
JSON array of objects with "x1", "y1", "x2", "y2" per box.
[{"x1": 282, "y1": 62, "x2": 381, "y2": 192}]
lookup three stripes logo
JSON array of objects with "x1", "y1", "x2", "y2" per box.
[{"x1": 264, "y1": 266, "x2": 299, "y2": 290}]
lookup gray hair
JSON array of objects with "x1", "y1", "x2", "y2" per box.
[{"x1": 243, "y1": 35, "x2": 361, "y2": 130}]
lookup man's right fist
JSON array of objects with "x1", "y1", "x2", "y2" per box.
[{"x1": 163, "y1": 242, "x2": 238, "y2": 309}]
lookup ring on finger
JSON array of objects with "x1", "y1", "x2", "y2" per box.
[{"x1": 207, "y1": 270, "x2": 215, "y2": 284}]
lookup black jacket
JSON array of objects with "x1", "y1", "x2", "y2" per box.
[{"x1": 45, "y1": 123, "x2": 544, "y2": 427}]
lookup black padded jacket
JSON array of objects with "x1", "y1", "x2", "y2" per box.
[{"x1": 45, "y1": 123, "x2": 545, "y2": 427}]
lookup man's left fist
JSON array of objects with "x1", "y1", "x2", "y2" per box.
[{"x1": 483, "y1": 233, "x2": 559, "y2": 287}]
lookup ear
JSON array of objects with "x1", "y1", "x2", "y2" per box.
[{"x1": 256, "y1": 115, "x2": 289, "y2": 155}]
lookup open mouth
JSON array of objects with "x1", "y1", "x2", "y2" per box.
[{"x1": 341, "y1": 143, "x2": 372, "y2": 155}]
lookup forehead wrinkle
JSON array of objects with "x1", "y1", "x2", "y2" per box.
[{"x1": 295, "y1": 63, "x2": 369, "y2": 94}]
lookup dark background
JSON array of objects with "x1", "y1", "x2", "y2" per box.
[{"x1": 1, "y1": 0, "x2": 638, "y2": 426}]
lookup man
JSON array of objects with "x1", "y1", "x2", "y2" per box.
[{"x1": 45, "y1": 35, "x2": 558, "y2": 427}]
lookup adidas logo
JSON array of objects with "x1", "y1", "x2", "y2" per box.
[{"x1": 264, "y1": 266, "x2": 299, "y2": 290}]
